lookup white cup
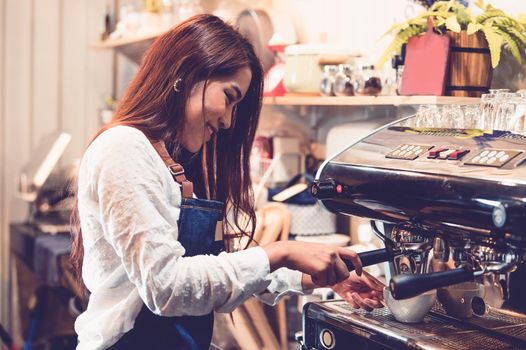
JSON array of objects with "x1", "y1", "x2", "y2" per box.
[{"x1": 383, "y1": 287, "x2": 437, "y2": 323}]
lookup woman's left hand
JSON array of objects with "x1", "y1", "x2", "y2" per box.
[{"x1": 331, "y1": 270, "x2": 385, "y2": 311}]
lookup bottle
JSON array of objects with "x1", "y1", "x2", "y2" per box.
[
  {"x1": 100, "y1": 3, "x2": 113, "y2": 41},
  {"x1": 320, "y1": 65, "x2": 338, "y2": 96},
  {"x1": 361, "y1": 65, "x2": 382, "y2": 96},
  {"x1": 145, "y1": 0, "x2": 161, "y2": 13},
  {"x1": 395, "y1": 65, "x2": 404, "y2": 96},
  {"x1": 334, "y1": 64, "x2": 355, "y2": 96},
  {"x1": 391, "y1": 44, "x2": 406, "y2": 96}
]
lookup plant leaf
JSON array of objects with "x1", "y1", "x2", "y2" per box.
[
  {"x1": 481, "y1": 24, "x2": 503, "y2": 68},
  {"x1": 379, "y1": 20, "x2": 413, "y2": 40},
  {"x1": 430, "y1": 1, "x2": 447, "y2": 12},
  {"x1": 377, "y1": 26, "x2": 425, "y2": 69},
  {"x1": 474, "y1": 0, "x2": 485, "y2": 10},
  {"x1": 506, "y1": 25, "x2": 526, "y2": 47},
  {"x1": 467, "y1": 22, "x2": 483, "y2": 35},
  {"x1": 491, "y1": 14, "x2": 526, "y2": 62},
  {"x1": 518, "y1": 14, "x2": 526, "y2": 30},
  {"x1": 445, "y1": 0, "x2": 456, "y2": 13},
  {"x1": 476, "y1": 9, "x2": 506, "y2": 24},
  {"x1": 446, "y1": 15, "x2": 461, "y2": 33},
  {"x1": 495, "y1": 28, "x2": 523, "y2": 65},
  {"x1": 456, "y1": 7, "x2": 474, "y2": 27}
]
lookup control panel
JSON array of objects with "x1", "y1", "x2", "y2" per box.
[
  {"x1": 386, "y1": 144, "x2": 433, "y2": 160},
  {"x1": 464, "y1": 149, "x2": 522, "y2": 167},
  {"x1": 385, "y1": 144, "x2": 522, "y2": 168}
]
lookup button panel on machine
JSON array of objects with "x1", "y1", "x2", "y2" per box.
[
  {"x1": 464, "y1": 149, "x2": 522, "y2": 167},
  {"x1": 386, "y1": 144, "x2": 433, "y2": 160},
  {"x1": 386, "y1": 145, "x2": 522, "y2": 167},
  {"x1": 427, "y1": 147, "x2": 470, "y2": 160}
]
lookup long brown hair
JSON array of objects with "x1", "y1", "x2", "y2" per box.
[{"x1": 70, "y1": 14, "x2": 263, "y2": 283}]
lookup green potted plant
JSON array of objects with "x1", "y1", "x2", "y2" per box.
[{"x1": 378, "y1": 0, "x2": 526, "y2": 96}]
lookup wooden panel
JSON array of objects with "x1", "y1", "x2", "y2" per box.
[
  {"x1": 32, "y1": 0, "x2": 60, "y2": 147},
  {"x1": 63, "y1": 0, "x2": 113, "y2": 162},
  {"x1": 4, "y1": 0, "x2": 32, "y2": 220},
  {"x1": 0, "y1": 0, "x2": 113, "y2": 332},
  {"x1": 63, "y1": 0, "x2": 113, "y2": 161},
  {"x1": 2, "y1": 0, "x2": 32, "y2": 333},
  {"x1": 61, "y1": 0, "x2": 88, "y2": 162},
  {"x1": 0, "y1": 0, "x2": 7, "y2": 329},
  {"x1": 446, "y1": 31, "x2": 492, "y2": 98},
  {"x1": 84, "y1": 0, "x2": 113, "y2": 146}
]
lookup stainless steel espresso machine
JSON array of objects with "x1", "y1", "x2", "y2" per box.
[{"x1": 304, "y1": 111, "x2": 526, "y2": 349}]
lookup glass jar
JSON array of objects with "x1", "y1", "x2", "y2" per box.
[
  {"x1": 320, "y1": 65, "x2": 338, "y2": 96},
  {"x1": 333, "y1": 64, "x2": 355, "y2": 96},
  {"x1": 174, "y1": 0, "x2": 204, "y2": 21},
  {"x1": 441, "y1": 104, "x2": 464, "y2": 129},
  {"x1": 356, "y1": 65, "x2": 382, "y2": 96},
  {"x1": 395, "y1": 65, "x2": 404, "y2": 95}
]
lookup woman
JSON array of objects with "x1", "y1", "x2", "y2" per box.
[{"x1": 70, "y1": 14, "x2": 383, "y2": 350}]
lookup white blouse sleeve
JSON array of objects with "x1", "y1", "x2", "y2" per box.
[
  {"x1": 87, "y1": 128, "x2": 274, "y2": 316},
  {"x1": 255, "y1": 268, "x2": 312, "y2": 307}
]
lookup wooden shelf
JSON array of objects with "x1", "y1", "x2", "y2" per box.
[
  {"x1": 90, "y1": 32, "x2": 163, "y2": 49},
  {"x1": 263, "y1": 95, "x2": 480, "y2": 106},
  {"x1": 90, "y1": 32, "x2": 165, "y2": 63}
]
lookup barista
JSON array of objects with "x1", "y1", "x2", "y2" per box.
[{"x1": 70, "y1": 14, "x2": 384, "y2": 350}]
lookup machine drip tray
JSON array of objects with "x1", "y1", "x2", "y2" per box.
[{"x1": 303, "y1": 301, "x2": 526, "y2": 349}]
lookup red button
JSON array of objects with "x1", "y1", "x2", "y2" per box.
[
  {"x1": 448, "y1": 149, "x2": 470, "y2": 160},
  {"x1": 336, "y1": 184, "x2": 343, "y2": 193},
  {"x1": 428, "y1": 147, "x2": 448, "y2": 159}
]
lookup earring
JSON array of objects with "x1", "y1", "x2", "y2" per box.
[{"x1": 173, "y1": 78, "x2": 182, "y2": 92}]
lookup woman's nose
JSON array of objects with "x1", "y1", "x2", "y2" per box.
[{"x1": 219, "y1": 108, "x2": 233, "y2": 129}]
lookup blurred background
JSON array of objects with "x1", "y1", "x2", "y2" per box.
[{"x1": 1, "y1": 1, "x2": 526, "y2": 349}]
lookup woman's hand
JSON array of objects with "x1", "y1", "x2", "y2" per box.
[
  {"x1": 331, "y1": 270, "x2": 385, "y2": 311},
  {"x1": 263, "y1": 241, "x2": 362, "y2": 287}
]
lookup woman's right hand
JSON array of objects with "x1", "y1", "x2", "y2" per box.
[{"x1": 262, "y1": 241, "x2": 362, "y2": 287}]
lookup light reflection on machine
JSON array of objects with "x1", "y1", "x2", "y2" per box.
[{"x1": 304, "y1": 109, "x2": 526, "y2": 350}]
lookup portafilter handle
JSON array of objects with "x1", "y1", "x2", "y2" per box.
[
  {"x1": 344, "y1": 248, "x2": 395, "y2": 272},
  {"x1": 389, "y1": 267, "x2": 475, "y2": 300}
]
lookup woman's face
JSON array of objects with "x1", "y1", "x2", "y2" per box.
[{"x1": 182, "y1": 67, "x2": 252, "y2": 153}]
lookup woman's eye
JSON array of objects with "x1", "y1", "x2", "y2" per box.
[{"x1": 225, "y1": 91, "x2": 233, "y2": 104}]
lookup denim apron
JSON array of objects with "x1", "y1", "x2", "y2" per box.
[{"x1": 109, "y1": 140, "x2": 224, "y2": 350}]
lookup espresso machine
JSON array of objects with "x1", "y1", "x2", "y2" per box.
[{"x1": 304, "y1": 111, "x2": 526, "y2": 349}]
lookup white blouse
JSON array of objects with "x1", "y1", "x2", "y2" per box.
[{"x1": 74, "y1": 126, "x2": 304, "y2": 350}]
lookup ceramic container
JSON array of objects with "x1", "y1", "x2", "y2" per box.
[
  {"x1": 283, "y1": 45, "x2": 357, "y2": 94},
  {"x1": 384, "y1": 287, "x2": 437, "y2": 323}
]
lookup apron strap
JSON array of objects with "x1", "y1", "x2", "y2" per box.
[{"x1": 150, "y1": 140, "x2": 194, "y2": 199}]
